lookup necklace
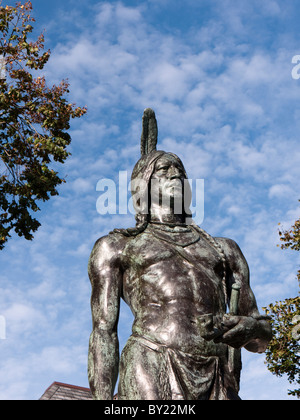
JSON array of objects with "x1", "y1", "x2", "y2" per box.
[
  {"x1": 149, "y1": 221, "x2": 188, "y2": 228},
  {"x1": 148, "y1": 223, "x2": 201, "y2": 248}
]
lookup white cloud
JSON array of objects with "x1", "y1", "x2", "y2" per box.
[
  {"x1": 36, "y1": 345, "x2": 86, "y2": 375},
  {"x1": 261, "y1": 0, "x2": 281, "y2": 16},
  {"x1": 70, "y1": 177, "x2": 93, "y2": 194},
  {"x1": 0, "y1": 343, "x2": 89, "y2": 399},
  {"x1": 3, "y1": 303, "x2": 46, "y2": 336},
  {"x1": 268, "y1": 184, "x2": 294, "y2": 199},
  {"x1": 240, "y1": 351, "x2": 294, "y2": 400}
]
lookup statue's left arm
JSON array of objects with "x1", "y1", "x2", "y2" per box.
[{"x1": 216, "y1": 238, "x2": 272, "y2": 353}]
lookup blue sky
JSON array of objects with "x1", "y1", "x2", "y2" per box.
[{"x1": 0, "y1": 0, "x2": 300, "y2": 400}]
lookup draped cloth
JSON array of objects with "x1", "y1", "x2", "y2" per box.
[{"x1": 118, "y1": 334, "x2": 240, "y2": 400}]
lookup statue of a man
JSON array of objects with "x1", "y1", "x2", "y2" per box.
[{"x1": 88, "y1": 109, "x2": 272, "y2": 400}]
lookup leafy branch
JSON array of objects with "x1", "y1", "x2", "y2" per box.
[{"x1": 0, "y1": 1, "x2": 87, "y2": 249}]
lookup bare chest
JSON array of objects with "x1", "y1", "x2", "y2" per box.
[{"x1": 122, "y1": 229, "x2": 225, "y2": 309}]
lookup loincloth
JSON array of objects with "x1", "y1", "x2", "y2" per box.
[{"x1": 118, "y1": 334, "x2": 239, "y2": 400}]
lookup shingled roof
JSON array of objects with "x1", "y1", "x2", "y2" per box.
[{"x1": 39, "y1": 382, "x2": 93, "y2": 400}]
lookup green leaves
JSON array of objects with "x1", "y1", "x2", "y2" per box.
[
  {"x1": 278, "y1": 212, "x2": 300, "y2": 252},
  {"x1": 0, "y1": 1, "x2": 87, "y2": 250},
  {"x1": 264, "y1": 296, "x2": 300, "y2": 397},
  {"x1": 264, "y1": 205, "x2": 300, "y2": 398}
]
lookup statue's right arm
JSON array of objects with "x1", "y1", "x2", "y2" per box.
[{"x1": 87, "y1": 234, "x2": 125, "y2": 400}]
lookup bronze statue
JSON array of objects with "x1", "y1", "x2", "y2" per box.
[{"x1": 88, "y1": 109, "x2": 272, "y2": 400}]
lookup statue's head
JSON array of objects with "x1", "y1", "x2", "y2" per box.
[{"x1": 130, "y1": 109, "x2": 192, "y2": 227}]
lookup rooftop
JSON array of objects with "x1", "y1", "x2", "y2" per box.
[{"x1": 39, "y1": 382, "x2": 93, "y2": 400}]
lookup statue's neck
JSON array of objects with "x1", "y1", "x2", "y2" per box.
[{"x1": 149, "y1": 203, "x2": 186, "y2": 226}]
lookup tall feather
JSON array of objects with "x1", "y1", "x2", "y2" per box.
[{"x1": 140, "y1": 108, "x2": 158, "y2": 155}]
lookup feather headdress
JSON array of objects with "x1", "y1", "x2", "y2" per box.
[{"x1": 140, "y1": 108, "x2": 158, "y2": 156}]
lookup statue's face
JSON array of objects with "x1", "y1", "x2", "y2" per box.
[{"x1": 150, "y1": 154, "x2": 188, "y2": 210}]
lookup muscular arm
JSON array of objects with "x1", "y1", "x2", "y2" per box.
[
  {"x1": 87, "y1": 234, "x2": 125, "y2": 399},
  {"x1": 216, "y1": 238, "x2": 272, "y2": 353}
]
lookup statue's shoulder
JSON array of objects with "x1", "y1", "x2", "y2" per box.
[
  {"x1": 89, "y1": 231, "x2": 130, "y2": 267},
  {"x1": 214, "y1": 236, "x2": 249, "y2": 274},
  {"x1": 213, "y1": 237, "x2": 242, "y2": 254}
]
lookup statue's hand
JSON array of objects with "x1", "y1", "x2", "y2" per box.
[
  {"x1": 214, "y1": 315, "x2": 258, "y2": 349},
  {"x1": 197, "y1": 314, "x2": 224, "y2": 341}
]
